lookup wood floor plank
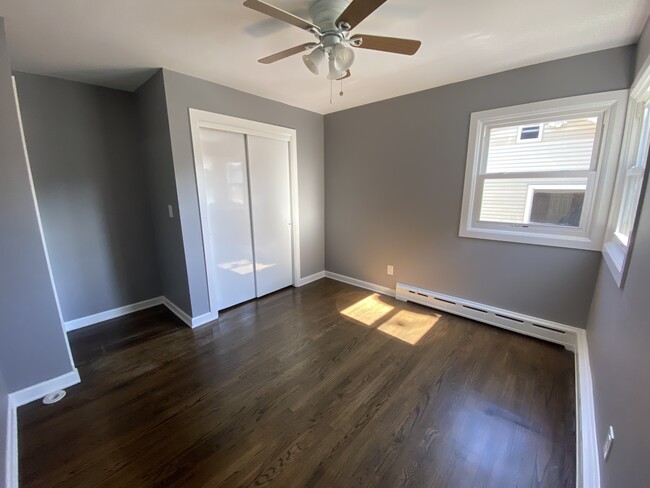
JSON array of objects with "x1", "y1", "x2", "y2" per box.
[{"x1": 18, "y1": 278, "x2": 575, "y2": 487}]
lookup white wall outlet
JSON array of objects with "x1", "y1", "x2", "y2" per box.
[
  {"x1": 387, "y1": 265, "x2": 394, "y2": 276},
  {"x1": 168, "y1": 205, "x2": 174, "y2": 219},
  {"x1": 603, "y1": 426, "x2": 615, "y2": 461}
]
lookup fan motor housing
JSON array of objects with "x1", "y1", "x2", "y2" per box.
[{"x1": 309, "y1": 0, "x2": 352, "y2": 32}]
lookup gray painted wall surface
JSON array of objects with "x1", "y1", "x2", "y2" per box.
[
  {"x1": 14, "y1": 72, "x2": 161, "y2": 321},
  {"x1": 325, "y1": 46, "x2": 635, "y2": 327},
  {"x1": 0, "y1": 18, "x2": 74, "y2": 391},
  {"x1": 586, "y1": 29, "x2": 650, "y2": 488},
  {"x1": 161, "y1": 69, "x2": 325, "y2": 316},
  {"x1": 134, "y1": 71, "x2": 191, "y2": 313},
  {"x1": 587, "y1": 177, "x2": 650, "y2": 487}
]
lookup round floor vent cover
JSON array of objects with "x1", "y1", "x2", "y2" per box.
[{"x1": 42, "y1": 390, "x2": 66, "y2": 405}]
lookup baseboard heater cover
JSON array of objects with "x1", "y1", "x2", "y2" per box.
[{"x1": 396, "y1": 283, "x2": 577, "y2": 350}]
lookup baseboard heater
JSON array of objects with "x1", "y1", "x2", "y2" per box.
[{"x1": 396, "y1": 283, "x2": 577, "y2": 351}]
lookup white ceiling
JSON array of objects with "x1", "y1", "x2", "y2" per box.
[{"x1": 0, "y1": 0, "x2": 648, "y2": 114}]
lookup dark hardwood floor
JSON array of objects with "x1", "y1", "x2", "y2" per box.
[{"x1": 18, "y1": 278, "x2": 576, "y2": 487}]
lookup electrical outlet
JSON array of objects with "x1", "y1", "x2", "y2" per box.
[
  {"x1": 387, "y1": 265, "x2": 394, "y2": 276},
  {"x1": 168, "y1": 205, "x2": 174, "y2": 219},
  {"x1": 603, "y1": 426, "x2": 615, "y2": 461}
]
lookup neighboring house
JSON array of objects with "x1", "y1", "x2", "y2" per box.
[{"x1": 480, "y1": 117, "x2": 597, "y2": 226}]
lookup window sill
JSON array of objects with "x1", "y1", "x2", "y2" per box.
[
  {"x1": 459, "y1": 225, "x2": 600, "y2": 251},
  {"x1": 602, "y1": 241, "x2": 625, "y2": 287}
]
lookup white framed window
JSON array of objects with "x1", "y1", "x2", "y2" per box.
[
  {"x1": 459, "y1": 91, "x2": 628, "y2": 250},
  {"x1": 603, "y1": 70, "x2": 650, "y2": 286}
]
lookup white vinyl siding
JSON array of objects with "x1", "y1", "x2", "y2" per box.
[
  {"x1": 486, "y1": 118, "x2": 597, "y2": 173},
  {"x1": 480, "y1": 177, "x2": 587, "y2": 224},
  {"x1": 480, "y1": 180, "x2": 529, "y2": 223}
]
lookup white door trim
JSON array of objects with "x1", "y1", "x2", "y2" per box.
[{"x1": 188, "y1": 109, "x2": 301, "y2": 316}]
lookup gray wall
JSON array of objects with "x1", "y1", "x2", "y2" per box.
[
  {"x1": 160, "y1": 69, "x2": 325, "y2": 316},
  {"x1": 14, "y1": 72, "x2": 161, "y2": 321},
  {"x1": 0, "y1": 17, "x2": 74, "y2": 392},
  {"x1": 586, "y1": 167, "x2": 650, "y2": 487},
  {"x1": 134, "y1": 71, "x2": 191, "y2": 313},
  {"x1": 325, "y1": 46, "x2": 635, "y2": 327},
  {"x1": 586, "y1": 18, "x2": 650, "y2": 488}
]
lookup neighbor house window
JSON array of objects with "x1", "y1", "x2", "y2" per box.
[
  {"x1": 603, "y1": 77, "x2": 650, "y2": 286},
  {"x1": 518, "y1": 124, "x2": 543, "y2": 142},
  {"x1": 460, "y1": 91, "x2": 628, "y2": 249}
]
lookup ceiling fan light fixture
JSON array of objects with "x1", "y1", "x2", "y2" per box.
[
  {"x1": 302, "y1": 47, "x2": 325, "y2": 75},
  {"x1": 332, "y1": 43, "x2": 355, "y2": 71},
  {"x1": 327, "y1": 57, "x2": 346, "y2": 80}
]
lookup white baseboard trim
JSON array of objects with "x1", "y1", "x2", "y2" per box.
[
  {"x1": 396, "y1": 282, "x2": 579, "y2": 350},
  {"x1": 161, "y1": 297, "x2": 218, "y2": 329},
  {"x1": 575, "y1": 329, "x2": 600, "y2": 488},
  {"x1": 63, "y1": 295, "x2": 219, "y2": 332},
  {"x1": 163, "y1": 297, "x2": 192, "y2": 327},
  {"x1": 64, "y1": 297, "x2": 164, "y2": 332},
  {"x1": 161, "y1": 297, "x2": 192, "y2": 327},
  {"x1": 9, "y1": 369, "x2": 81, "y2": 409},
  {"x1": 190, "y1": 310, "x2": 219, "y2": 328},
  {"x1": 6, "y1": 399, "x2": 17, "y2": 488},
  {"x1": 5, "y1": 369, "x2": 81, "y2": 488},
  {"x1": 295, "y1": 271, "x2": 326, "y2": 287},
  {"x1": 324, "y1": 271, "x2": 396, "y2": 297}
]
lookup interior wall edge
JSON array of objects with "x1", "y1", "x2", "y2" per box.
[{"x1": 134, "y1": 70, "x2": 194, "y2": 318}]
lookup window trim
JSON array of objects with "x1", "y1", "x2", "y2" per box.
[
  {"x1": 602, "y1": 67, "x2": 650, "y2": 286},
  {"x1": 459, "y1": 91, "x2": 629, "y2": 250}
]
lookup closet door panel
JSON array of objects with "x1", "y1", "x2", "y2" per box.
[
  {"x1": 247, "y1": 135, "x2": 293, "y2": 296},
  {"x1": 199, "y1": 127, "x2": 256, "y2": 309}
]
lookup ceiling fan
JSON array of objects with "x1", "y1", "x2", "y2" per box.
[{"x1": 243, "y1": 0, "x2": 422, "y2": 81}]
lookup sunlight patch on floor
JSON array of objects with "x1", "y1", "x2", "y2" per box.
[
  {"x1": 378, "y1": 309, "x2": 440, "y2": 345},
  {"x1": 340, "y1": 293, "x2": 395, "y2": 327},
  {"x1": 340, "y1": 293, "x2": 440, "y2": 345}
]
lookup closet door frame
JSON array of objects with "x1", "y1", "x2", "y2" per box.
[{"x1": 189, "y1": 109, "x2": 300, "y2": 317}]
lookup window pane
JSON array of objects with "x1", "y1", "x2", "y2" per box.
[
  {"x1": 485, "y1": 117, "x2": 598, "y2": 173},
  {"x1": 616, "y1": 174, "x2": 643, "y2": 244},
  {"x1": 529, "y1": 191, "x2": 584, "y2": 226},
  {"x1": 519, "y1": 125, "x2": 541, "y2": 140},
  {"x1": 479, "y1": 177, "x2": 588, "y2": 226},
  {"x1": 634, "y1": 106, "x2": 650, "y2": 168}
]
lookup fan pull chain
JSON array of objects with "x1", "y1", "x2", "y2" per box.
[
  {"x1": 340, "y1": 79, "x2": 344, "y2": 97},
  {"x1": 330, "y1": 79, "x2": 333, "y2": 105}
]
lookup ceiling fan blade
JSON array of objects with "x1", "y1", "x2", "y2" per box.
[
  {"x1": 244, "y1": 0, "x2": 319, "y2": 32},
  {"x1": 337, "y1": 70, "x2": 352, "y2": 80},
  {"x1": 258, "y1": 43, "x2": 315, "y2": 64},
  {"x1": 336, "y1": 0, "x2": 388, "y2": 29},
  {"x1": 350, "y1": 34, "x2": 421, "y2": 55}
]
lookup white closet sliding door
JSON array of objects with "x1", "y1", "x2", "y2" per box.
[
  {"x1": 194, "y1": 117, "x2": 296, "y2": 313},
  {"x1": 247, "y1": 135, "x2": 293, "y2": 297},
  {"x1": 199, "y1": 128, "x2": 256, "y2": 310}
]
